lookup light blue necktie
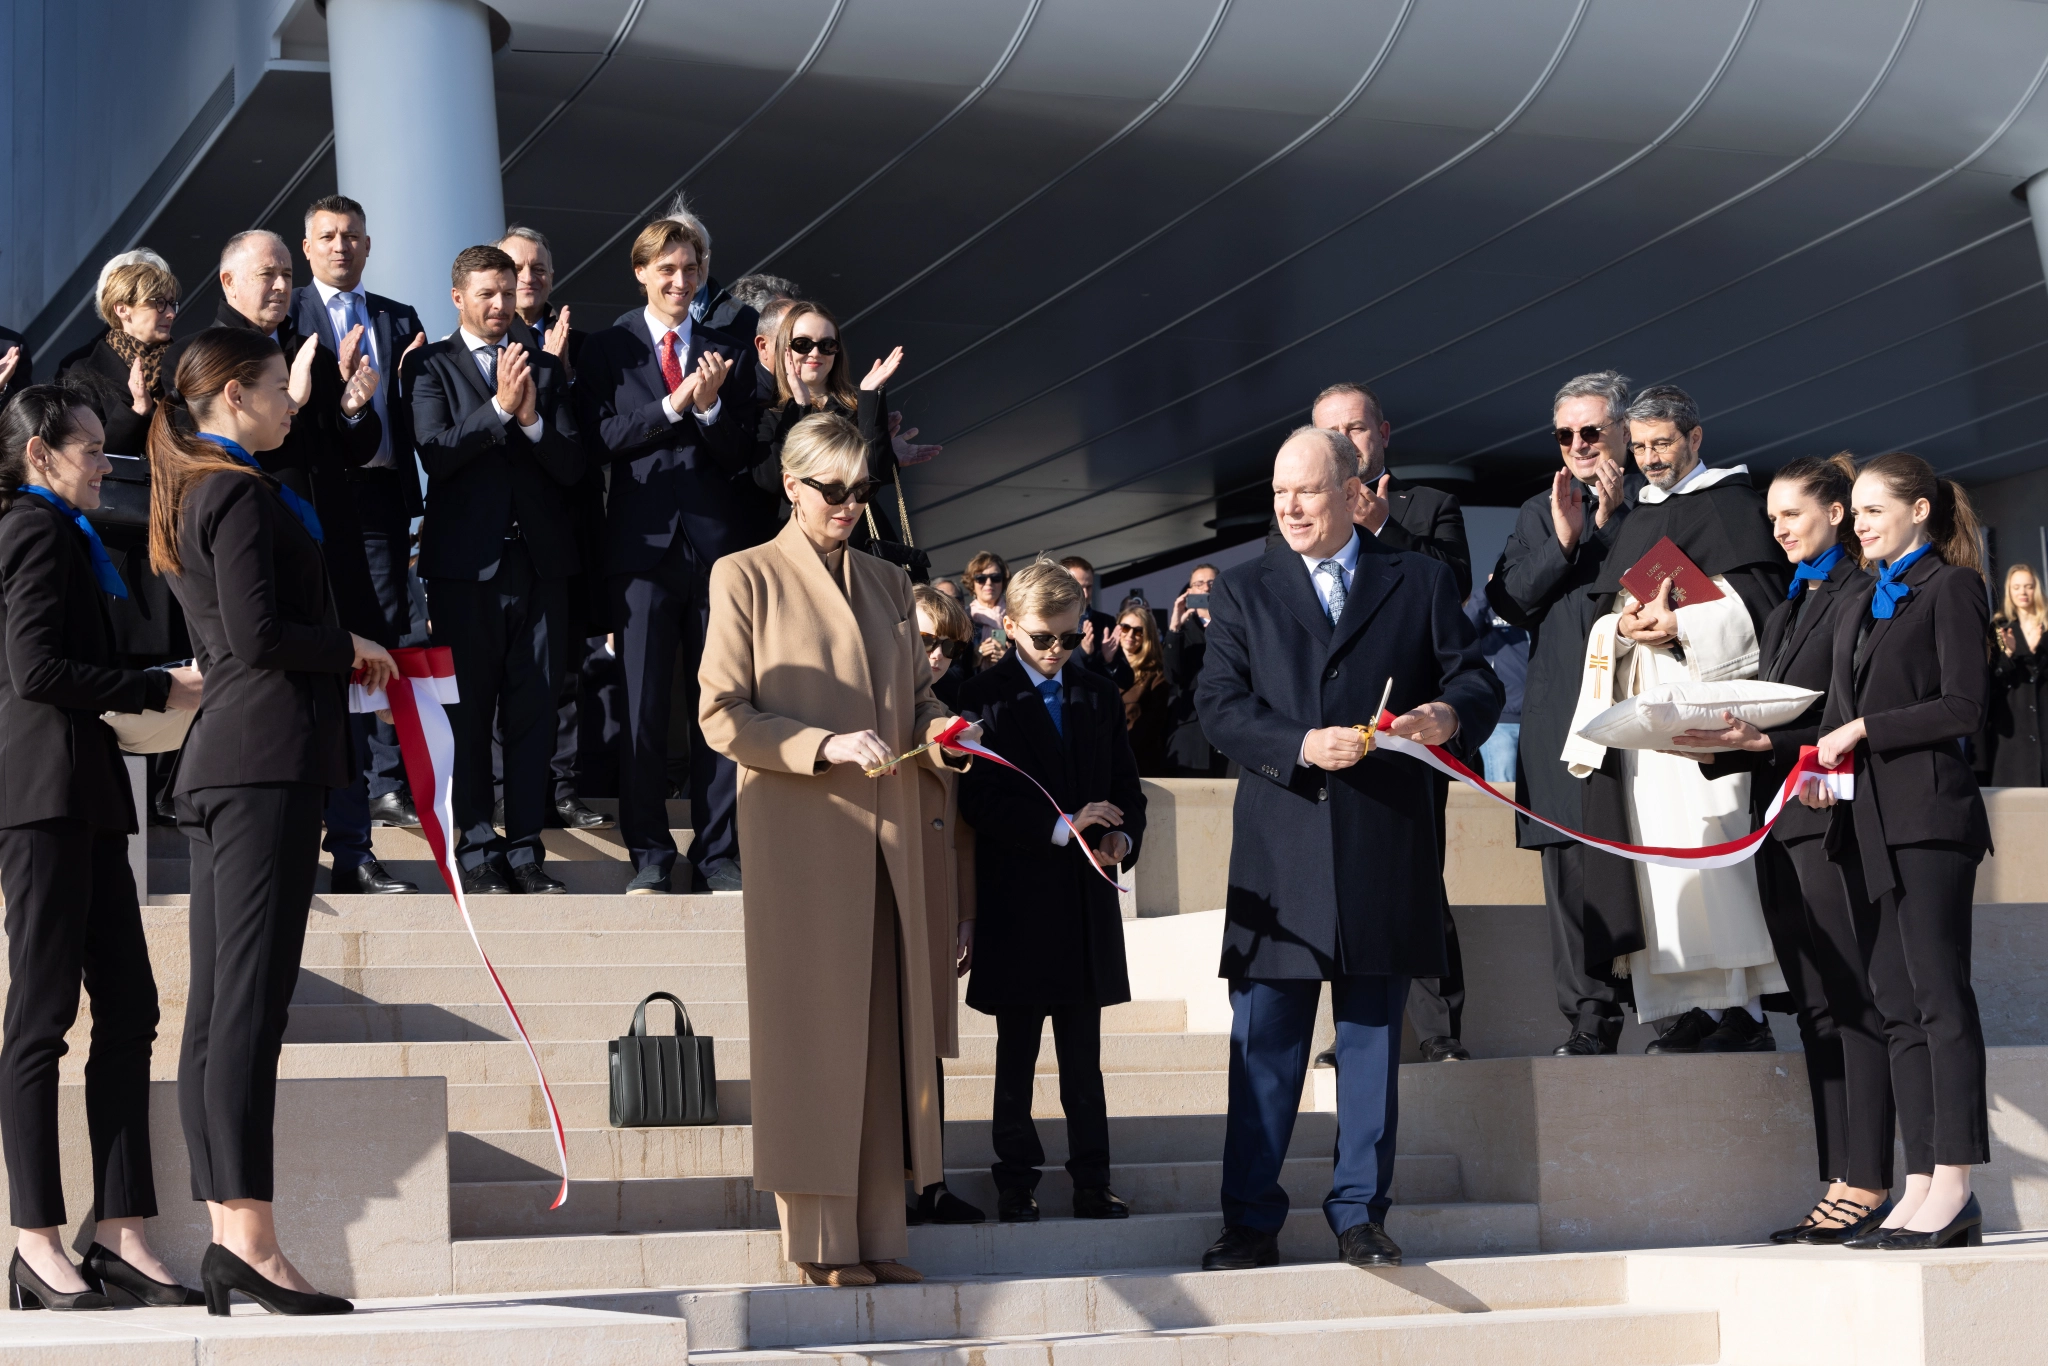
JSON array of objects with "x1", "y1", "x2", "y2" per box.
[
  {"x1": 1315, "y1": 559, "x2": 1347, "y2": 624},
  {"x1": 1037, "y1": 678, "x2": 1063, "y2": 736}
]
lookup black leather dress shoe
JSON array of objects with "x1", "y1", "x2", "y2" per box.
[
  {"x1": 996, "y1": 1189, "x2": 1040, "y2": 1223},
  {"x1": 1313, "y1": 1048, "x2": 1338, "y2": 1069},
  {"x1": 696, "y1": 858, "x2": 743, "y2": 893},
  {"x1": 1073, "y1": 1186, "x2": 1130, "y2": 1219},
  {"x1": 910, "y1": 1183, "x2": 985, "y2": 1225},
  {"x1": 460, "y1": 858, "x2": 516, "y2": 895},
  {"x1": 332, "y1": 860, "x2": 417, "y2": 895},
  {"x1": 1645, "y1": 1009, "x2": 1718, "y2": 1055},
  {"x1": 1696, "y1": 1008, "x2": 1775, "y2": 1053},
  {"x1": 1337, "y1": 1222, "x2": 1403, "y2": 1267},
  {"x1": 368, "y1": 791, "x2": 420, "y2": 828},
  {"x1": 510, "y1": 863, "x2": 567, "y2": 895},
  {"x1": 1417, "y1": 1036, "x2": 1472, "y2": 1062},
  {"x1": 626, "y1": 864, "x2": 671, "y2": 896},
  {"x1": 1551, "y1": 1030, "x2": 1613, "y2": 1057},
  {"x1": 551, "y1": 796, "x2": 612, "y2": 829},
  {"x1": 1200, "y1": 1225, "x2": 1279, "y2": 1271}
]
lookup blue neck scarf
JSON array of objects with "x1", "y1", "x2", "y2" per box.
[
  {"x1": 18, "y1": 486, "x2": 127, "y2": 599},
  {"x1": 1871, "y1": 542, "x2": 1934, "y2": 620},
  {"x1": 193, "y1": 433, "x2": 323, "y2": 543},
  {"x1": 1786, "y1": 543, "x2": 1846, "y2": 599}
]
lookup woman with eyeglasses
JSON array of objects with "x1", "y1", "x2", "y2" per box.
[
  {"x1": 700, "y1": 412, "x2": 980, "y2": 1286},
  {"x1": 1114, "y1": 607, "x2": 1171, "y2": 776},
  {"x1": 963, "y1": 551, "x2": 1009, "y2": 669}
]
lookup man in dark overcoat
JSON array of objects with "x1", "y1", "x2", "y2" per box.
[{"x1": 1196, "y1": 427, "x2": 1501, "y2": 1271}]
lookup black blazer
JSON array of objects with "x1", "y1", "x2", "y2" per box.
[
  {"x1": 0, "y1": 497, "x2": 169, "y2": 829},
  {"x1": 291, "y1": 284, "x2": 427, "y2": 516},
  {"x1": 1197, "y1": 537, "x2": 1503, "y2": 979},
  {"x1": 1819, "y1": 555, "x2": 1992, "y2": 897},
  {"x1": 1710, "y1": 554, "x2": 1864, "y2": 844},
  {"x1": 406, "y1": 332, "x2": 585, "y2": 581},
  {"x1": 958, "y1": 653, "x2": 1145, "y2": 1011},
  {"x1": 1268, "y1": 474, "x2": 1473, "y2": 601},
  {"x1": 0, "y1": 326, "x2": 30, "y2": 408},
  {"x1": 56, "y1": 334, "x2": 155, "y2": 455},
  {"x1": 578, "y1": 311, "x2": 758, "y2": 573},
  {"x1": 165, "y1": 469, "x2": 355, "y2": 793}
]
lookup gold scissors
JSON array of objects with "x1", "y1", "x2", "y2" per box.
[
  {"x1": 864, "y1": 739, "x2": 935, "y2": 778},
  {"x1": 1351, "y1": 677, "x2": 1394, "y2": 753}
]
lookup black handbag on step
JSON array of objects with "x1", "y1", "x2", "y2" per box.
[{"x1": 609, "y1": 992, "x2": 719, "y2": 1127}]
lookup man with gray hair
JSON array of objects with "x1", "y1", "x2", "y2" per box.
[{"x1": 1485, "y1": 371, "x2": 1639, "y2": 1054}]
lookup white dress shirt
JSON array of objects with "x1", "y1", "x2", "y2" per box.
[
  {"x1": 642, "y1": 307, "x2": 722, "y2": 425},
  {"x1": 458, "y1": 327, "x2": 545, "y2": 443},
  {"x1": 314, "y1": 279, "x2": 393, "y2": 466}
]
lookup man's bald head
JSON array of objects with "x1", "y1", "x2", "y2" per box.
[
  {"x1": 1272, "y1": 426, "x2": 1360, "y2": 559},
  {"x1": 218, "y1": 230, "x2": 294, "y2": 330}
]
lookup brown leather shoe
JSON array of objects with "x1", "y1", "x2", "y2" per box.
[
  {"x1": 796, "y1": 1262, "x2": 876, "y2": 1287},
  {"x1": 863, "y1": 1260, "x2": 924, "y2": 1284}
]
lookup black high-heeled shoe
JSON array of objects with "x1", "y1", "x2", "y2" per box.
[
  {"x1": 82, "y1": 1243, "x2": 205, "y2": 1307},
  {"x1": 1873, "y1": 1193, "x2": 1982, "y2": 1251},
  {"x1": 1768, "y1": 1198, "x2": 1832, "y2": 1244},
  {"x1": 1797, "y1": 1195, "x2": 1894, "y2": 1245},
  {"x1": 199, "y1": 1243, "x2": 352, "y2": 1317},
  {"x1": 7, "y1": 1251, "x2": 112, "y2": 1311}
]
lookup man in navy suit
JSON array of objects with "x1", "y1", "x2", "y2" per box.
[
  {"x1": 575, "y1": 217, "x2": 757, "y2": 895},
  {"x1": 405, "y1": 244, "x2": 586, "y2": 895},
  {"x1": 1194, "y1": 427, "x2": 1501, "y2": 1271},
  {"x1": 291, "y1": 194, "x2": 428, "y2": 836}
]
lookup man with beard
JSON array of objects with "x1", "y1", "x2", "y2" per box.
[{"x1": 1562, "y1": 385, "x2": 1790, "y2": 1050}]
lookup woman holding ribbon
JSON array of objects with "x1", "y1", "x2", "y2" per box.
[
  {"x1": 149, "y1": 328, "x2": 395, "y2": 1314},
  {"x1": 700, "y1": 412, "x2": 974, "y2": 1286},
  {"x1": 1802, "y1": 452, "x2": 1991, "y2": 1250},
  {"x1": 1674, "y1": 453, "x2": 1896, "y2": 1243},
  {"x1": 0, "y1": 388, "x2": 203, "y2": 1310}
]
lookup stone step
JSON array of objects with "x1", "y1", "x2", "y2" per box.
[
  {"x1": 296, "y1": 928, "x2": 750, "y2": 967},
  {"x1": 449, "y1": 1155, "x2": 1458, "y2": 1238},
  {"x1": 152, "y1": 856, "x2": 665, "y2": 895},
  {"x1": 138, "y1": 892, "x2": 746, "y2": 928},
  {"x1": 145, "y1": 821, "x2": 681, "y2": 861},
  {"x1": 291, "y1": 961, "x2": 752, "y2": 1004},
  {"x1": 692, "y1": 1304, "x2": 1715, "y2": 1366},
  {"x1": 450, "y1": 1204, "x2": 1543, "y2": 1293},
  {"x1": 0, "y1": 1297, "x2": 687, "y2": 1362}
]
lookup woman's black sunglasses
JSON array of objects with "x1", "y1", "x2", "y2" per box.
[
  {"x1": 921, "y1": 633, "x2": 970, "y2": 660},
  {"x1": 787, "y1": 336, "x2": 841, "y2": 356},
  {"x1": 1024, "y1": 631, "x2": 1085, "y2": 651},
  {"x1": 800, "y1": 475, "x2": 880, "y2": 505},
  {"x1": 971, "y1": 572, "x2": 1007, "y2": 585}
]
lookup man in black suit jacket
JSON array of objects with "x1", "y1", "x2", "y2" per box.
[
  {"x1": 1195, "y1": 427, "x2": 1500, "y2": 1273},
  {"x1": 575, "y1": 217, "x2": 757, "y2": 894},
  {"x1": 292, "y1": 194, "x2": 428, "y2": 832},
  {"x1": 406, "y1": 245, "x2": 586, "y2": 895},
  {"x1": 0, "y1": 327, "x2": 29, "y2": 408}
]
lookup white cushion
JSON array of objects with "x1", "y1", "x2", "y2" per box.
[
  {"x1": 102, "y1": 707, "x2": 195, "y2": 755},
  {"x1": 1573, "y1": 680, "x2": 1822, "y2": 752}
]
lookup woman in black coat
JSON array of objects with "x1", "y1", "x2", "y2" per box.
[
  {"x1": 1988, "y1": 563, "x2": 2046, "y2": 786},
  {"x1": 0, "y1": 387, "x2": 202, "y2": 1309},
  {"x1": 1676, "y1": 454, "x2": 1893, "y2": 1244},
  {"x1": 150, "y1": 329, "x2": 395, "y2": 1316},
  {"x1": 1802, "y1": 452, "x2": 1992, "y2": 1251}
]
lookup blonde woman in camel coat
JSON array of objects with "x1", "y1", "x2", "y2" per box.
[{"x1": 698, "y1": 408, "x2": 975, "y2": 1287}]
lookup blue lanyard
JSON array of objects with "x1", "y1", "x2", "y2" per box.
[
  {"x1": 17, "y1": 486, "x2": 127, "y2": 599},
  {"x1": 192, "y1": 433, "x2": 323, "y2": 543}
]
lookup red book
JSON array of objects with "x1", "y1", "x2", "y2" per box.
[{"x1": 1620, "y1": 536, "x2": 1723, "y2": 608}]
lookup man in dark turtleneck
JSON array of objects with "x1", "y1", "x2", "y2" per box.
[{"x1": 162, "y1": 229, "x2": 415, "y2": 896}]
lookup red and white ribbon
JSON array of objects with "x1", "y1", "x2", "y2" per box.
[
  {"x1": 931, "y1": 717, "x2": 1132, "y2": 892},
  {"x1": 356, "y1": 647, "x2": 570, "y2": 1208},
  {"x1": 1370, "y1": 710, "x2": 1852, "y2": 868}
]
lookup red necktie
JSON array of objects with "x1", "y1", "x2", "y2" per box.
[{"x1": 660, "y1": 330, "x2": 684, "y2": 393}]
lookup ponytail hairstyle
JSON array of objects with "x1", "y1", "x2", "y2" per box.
[
  {"x1": 147, "y1": 327, "x2": 277, "y2": 576},
  {"x1": 0, "y1": 385, "x2": 99, "y2": 515},
  {"x1": 1859, "y1": 451, "x2": 1982, "y2": 576},
  {"x1": 1771, "y1": 451, "x2": 1860, "y2": 557}
]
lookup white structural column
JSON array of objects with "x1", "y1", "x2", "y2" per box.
[{"x1": 325, "y1": 0, "x2": 505, "y2": 338}]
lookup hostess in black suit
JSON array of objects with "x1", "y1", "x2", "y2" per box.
[
  {"x1": 578, "y1": 304, "x2": 756, "y2": 889},
  {"x1": 0, "y1": 479, "x2": 171, "y2": 1233},
  {"x1": 407, "y1": 309, "x2": 585, "y2": 886},
  {"x1": 1196, "y1": 523, "x2": 1500, "y2": 1258},
  {"x1": 1820, "y1": 542, "x2": 1992, "y2": 1182},
  {"x1": 958, "y1": 651, "x2": 1146, "y2": 1202}
]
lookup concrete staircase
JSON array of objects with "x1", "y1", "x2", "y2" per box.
[{"x1": 4, "y1": 783, "x2": 2047, "y2": 1363}]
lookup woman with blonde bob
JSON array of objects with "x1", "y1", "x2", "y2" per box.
[{"x1": 699, "y1": 412, "x2": 978, "y2": 1285}]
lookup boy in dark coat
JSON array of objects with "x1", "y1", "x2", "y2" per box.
[{"x1": 958, "y1": 558, "x2": 1147, "y2": 1222}]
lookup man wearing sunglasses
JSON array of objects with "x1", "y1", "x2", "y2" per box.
[{"x1": 1484, "y1": 370, "x2": 1642, "y2": 1056}]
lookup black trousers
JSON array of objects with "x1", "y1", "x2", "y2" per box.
[
  {"x1": 1406, "y1": 777, "x2": 1463, "y2": 1040},
  {"x1": 1841, "y1": 837, "x2": 1989, "y2": 1172},
  {"x1": 178, "y1": 783, "x2": 324, "y2": 1203},
  {"x1": 0, "y1": 820, "x2": 158, "y2": 1229},
  {"x1": 1759, "y1": 837, "x2": 1895, "y2": 1188},
  {"x1": 554, "y1": 636, "x2": 624, "y2": 802},
  {"x1": 1542, "y1": 842, "x2": 1630, "y2": 1037},
  {"x1": 355, "y1": 470, "x2": 414, "y2": 801},
  {"x1": 612, "y1": 545, "x2": 738, "y2": 878},
  {"x1": 428, "y1": 542, "x2": 568, "y2": 871},
  {"x1": 990, "y1": 1005, "x2": 1108, "y2": 1194}
]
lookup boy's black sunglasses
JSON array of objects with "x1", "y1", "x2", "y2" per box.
[
  {"x1": 800, "y1": 475, "x2": 880, "y2": 505},
  {"x1": 920, "y1": 633, "x2": 970, "y2": 660},
  {"x1": 1023, "y1": 631, "x2": 1085, "y2": 651}
]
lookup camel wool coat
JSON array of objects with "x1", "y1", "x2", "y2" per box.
[
  {"x1": 918, "y1": 765, "x2": 975, "y2": 1058},
  {"x1": 699, "y1": 515, "x2": 959, "y2": 1197}
]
